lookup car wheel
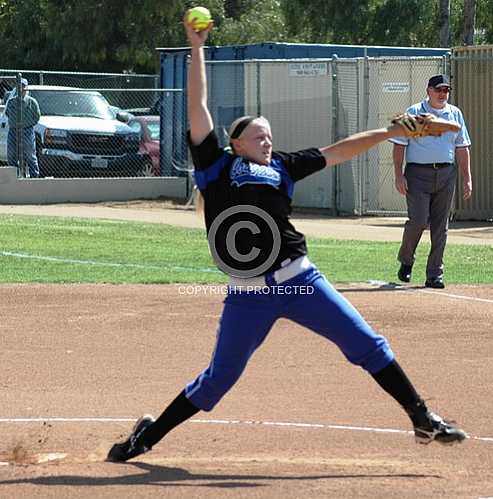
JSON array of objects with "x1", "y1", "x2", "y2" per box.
[
  {"x1": 35, "y1": 138, "x2": 49, "y2": 177},
  {"x1": 140, "y1": 157, "x2": 153, "y2": 177}
]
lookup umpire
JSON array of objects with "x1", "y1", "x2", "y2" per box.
[{"x1": 390, "y1": 74, "x2": 472, "y2": 289}]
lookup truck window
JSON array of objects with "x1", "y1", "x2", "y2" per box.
[{"x1": 29, "y1": 91, "x2": 114, "y2": 120}]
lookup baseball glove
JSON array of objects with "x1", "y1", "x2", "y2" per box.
[{"x1": 391, "y1": 113, "x2": 461, "y2": 138}]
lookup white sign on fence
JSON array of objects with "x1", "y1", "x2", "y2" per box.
[
  {"x1": 382, "y1": 82, "x2": 410, "y2": 93},
  {"x1": 288, "y1": 63, "x2": 328, "y2": 77}
]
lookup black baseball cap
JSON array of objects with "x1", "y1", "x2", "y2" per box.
[{"x1": 428, "y1": 74, "x2": 450, "y2": 88}]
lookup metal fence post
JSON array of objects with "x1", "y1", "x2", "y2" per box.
[
  {"x1": 15, "y1": 73, "x2": 27, "y2": 177},
  {"x1": 256, "y1": 60, "x2": 261, "y2": 117},
  {"x1": 361, "y1": 55, "x2": 371, "y2": 215},
  {"x1": 442, "y1": 54, "x2": 449, "y2": 77},
  {"x1": 331, "y1": 56, "x2": 339, "y2": 215}
]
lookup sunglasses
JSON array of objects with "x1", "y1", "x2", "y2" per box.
[{"x1": 432, "y1": 87, "x2": 451, "y2": 94}]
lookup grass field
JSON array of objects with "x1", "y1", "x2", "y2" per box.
[{"x1": 0, "y1": 214, "x2": 491, "y2": 284}]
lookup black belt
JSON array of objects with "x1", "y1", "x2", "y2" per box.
[{"x1": 407, "y1": 162, "x2": 453, "y2": 169}]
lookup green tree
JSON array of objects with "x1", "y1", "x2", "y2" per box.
[
  {"x1": 223, "y1": 0, "x2": 256, "y2": 18},
  {"x1": 281, "y1": 0, "x2": 441, "y2": 46},
  {"x1": 368, "y1": 0, "x2": 437, "y2": 46},
  {"x1": 281, "y1": 0, "x2": 493, "y2": 48},
  {"x1": 461, "y1": 0, "x2": 476, "y2": 44},
  {"x1": 474, "y1": 0, "x2": 493, "y2": 43},
  {"x1": 40, "y1": 0, "x2": 192, "y2": 72},
  {"x1": 0, "y1": 0, "x2": 225, "y2": 72},
  {"x1": 282, "y1": 0, "x2": 372, "y2": 44},
  {"x1": 2, "y1": 0, "x2": 493, "y2": 74},
  {"x1": 439, "y1": 0, "x2": 451, "y2": 46},
  {"x1": 0, "y1": 0, "x2": 51, "y2": 69},
  {"x1": 213, "y1": 0, "x2": 287, "y2": 45}
]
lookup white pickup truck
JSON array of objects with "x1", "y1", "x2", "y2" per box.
[{"x1": 0, "y1": 85, "x2": 146, "y2": 177}]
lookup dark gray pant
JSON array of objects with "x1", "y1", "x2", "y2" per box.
[{"x1": 398, "y1": 164, "x2": 457, "y2": 279}]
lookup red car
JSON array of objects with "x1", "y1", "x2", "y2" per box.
[{"x1": 128, "y1": 116, "x2": 160, "y2": 176}]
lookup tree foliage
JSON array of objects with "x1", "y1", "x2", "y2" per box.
[
  {"x1": 212, "y1": 0, "x2": 288, "y2": 45},
  {"x1": 366, "y1": 0, "x2": 438, "y2": 46},
  {"x1": 0, "y1": 0, "x2": 492, "y2": 73},
  {"x1": 439, "y1": 0, "x2": 451, "y2": 47},
  {"x1": 282, "y1": 0, "x2": 372, "y2": 44},
  {"x1": 462, "y1": 0, "x2": 476, "y2": 44},
  {"x1": 0, "y1": 0, "x2": 221, "y2": 72},
  {"x1": 473, "y1": 0, "x2": 493, "y2": 42},
  {"x1": 282, "y1": 0, "x2": 493, "y2": 47}
]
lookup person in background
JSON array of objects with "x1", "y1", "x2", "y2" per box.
[
  {"x1": 391, "y1": 74, "x2": 472, "y2": 289},
  {"x1": 5, "y1": 78, "x2": 41, "y2": 178}
]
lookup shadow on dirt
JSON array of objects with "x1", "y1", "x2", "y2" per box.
[{"x1": 0, "y1": 461, "x2": 441, "y2": 489}]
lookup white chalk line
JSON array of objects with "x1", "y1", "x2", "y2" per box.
[
  {"x1": 0, "y1": 250, "x2": 220, "y2": 274},
  {"x1": 367, "y1": 280, "x2": 493, "y2": 304},
  {"x1": 2, "y1": 252, "x2": 490, "y2": 300},
  {"x1": 417, "y1": 288, "x2": 493, "y2": 304},
  {"x1": 0, "y1": 417, "x2": 491, "y2": 443}
]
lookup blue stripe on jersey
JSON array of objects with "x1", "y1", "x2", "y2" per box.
[
  {"x1": 194, "y1": 152, "x2": 231, "y2": 190},
  {"x1": 273, "y1": 157, "x2": 295, "y2": 199},
  {"x1": 194, "y1": 152, "x2": 295, "y2": 199}
]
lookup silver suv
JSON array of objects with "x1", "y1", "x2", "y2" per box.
[{"x1": 0, "y1": 85, "x2": 146, "y2": 177}]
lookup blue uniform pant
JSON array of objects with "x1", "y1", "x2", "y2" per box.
[
  {"x1": 7, "y1": 127, "x2": 40, "y2": 178},
  {"x1": 185, "y1": 265, "x2": 394, "y2": 411}
]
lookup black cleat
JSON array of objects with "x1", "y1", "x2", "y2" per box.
[
  {"x1": 425, "y1": 276, "x2": 445, "y2": 289},
  {"x1": 106, "y1": 415, "x2": 155, "y2": 462},
  {"x1": 414, "y1": 411, "x2": 467, "y2": 445},
  {"x1": 398, "y1": 264, "x2": 413, "y2": 283}
]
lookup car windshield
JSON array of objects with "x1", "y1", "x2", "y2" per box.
[
  {"x1": 29, "y1": 90, "x2": 114, "y2": 120},
  {"x1": 146, "y1": 122, "x2": 160, "y2": 140}
]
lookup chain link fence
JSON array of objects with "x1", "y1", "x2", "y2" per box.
[
  {"x1": 203, "y1": 56, "x2": 446, "y2": 215},
  {"x1": 363, "y1": 57, "x2": 447, "y2": 215},
  {"x1": 1, "y1": 60, "x2": 448, "y2": 215},
  {"x1": 0, "y1": 68, "x2": 158, "y2": 99},
  {"x1": 451, "y1": 47, "x2": 493, "y2": 220},
  {"x1": 0, "y1": 71, "x2": 187, "y2": 179}
]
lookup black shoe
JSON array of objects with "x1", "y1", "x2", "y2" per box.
[
  {"x1": 398, "y1": 264, "x2": 413, "y2": 283},
  {"x1": 414, "y1": 411, "x2": 467, "y2": 445},
  {"x1": 106, "y1": 414, "x2": 155, "y2": 462},
  {"x1": 425, "y1": 276, "x2": 445, "y2": 289}
]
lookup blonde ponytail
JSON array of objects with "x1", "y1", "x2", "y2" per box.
[{"x1": 194, "y1": 188, "x2": 204, "y2": 215}]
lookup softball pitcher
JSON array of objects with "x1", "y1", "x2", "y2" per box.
[{"x1": 107, "y1": 14, "x2": 466, "y2": 462}]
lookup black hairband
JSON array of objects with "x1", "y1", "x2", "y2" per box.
[{"x1": 230, "y1": 116, "x2": 255, "y2": 139}]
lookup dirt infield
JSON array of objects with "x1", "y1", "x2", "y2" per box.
[{"x1": 1, "y1": 282, "x2": 492, "y2": 499}]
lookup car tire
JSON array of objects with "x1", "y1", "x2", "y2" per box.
[
  {"x1": 35, "y1": 137, "x2": 48, "y2": 177},
  {"x1": 140, "y1": 157, "x2": 153, "y2": 177}
]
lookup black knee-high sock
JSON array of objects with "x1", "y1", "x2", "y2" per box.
[
  {"x1": 371, "y1": 360, "x2": 428, "y2": 424},
  {"x1": 142, "y1": 390, "x2": 200, "y2": 448}
]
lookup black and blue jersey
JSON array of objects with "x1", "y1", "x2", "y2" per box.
[{"x1": 188, "y1": 130, "x2": 326, "y2": 275}]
